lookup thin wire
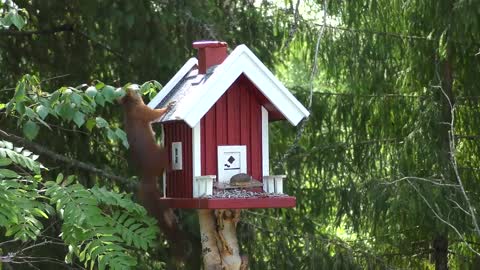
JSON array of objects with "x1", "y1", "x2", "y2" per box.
[
  {"x1": 312, "y1": 90, "x2": 480, "y2": 102},
  {"x1": 312, "y1": 22, "x2": 434, "y2": 42},
  {"x1": 307, "y1": 22, "x2": 480, "y2": 48}
]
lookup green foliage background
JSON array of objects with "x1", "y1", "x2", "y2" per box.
[{"x1": 1, "y1": 0, "x2": 480, "y2": 269}]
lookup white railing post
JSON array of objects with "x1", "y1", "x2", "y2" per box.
[
  {"x1": 263, "y1": 175, "x2": 286, "y2": 194},
  {"x1": 194, "y1": 175, "x2": 216, "y2": 197},
  {"x1": 274, "y1": 175, "x2": 286, "y2": 194}
]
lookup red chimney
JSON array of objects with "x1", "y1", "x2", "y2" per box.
[{"x1": 193, "y1": 41, "x2": 228, "y2": 74}]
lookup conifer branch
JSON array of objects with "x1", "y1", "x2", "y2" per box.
[
  {"x1": 0, "y1": 24, "x2": 74, "y2": 36},
  {"x1": 406, "y1": 179, "x2": 480, "y2": 257},
  {"x1": 0, "y1": 23, "x2": 127, "y2": 61}
]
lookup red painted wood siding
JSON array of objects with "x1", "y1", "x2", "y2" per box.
[
  {"x1": 164, "y1": 122, "x2": 192, "y2": 198},
  {"x1": 201, "y1": 75, "x2": 263, "y2": 181}
]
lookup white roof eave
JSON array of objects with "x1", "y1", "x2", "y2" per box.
[
  {"x1": 147, "y1": 58, "x2": 198, "y2": 109},
  {"x1": 180, "y1": 45, "x2": 310, "y2": 128}
]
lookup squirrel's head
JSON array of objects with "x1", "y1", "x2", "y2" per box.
[{"x1": 118, "y1": 85, "x2": 144, "y2": 106}]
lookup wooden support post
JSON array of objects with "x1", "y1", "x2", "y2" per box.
[{"x1": 198, "y1": 209, "x2": 248, "y2": 270}]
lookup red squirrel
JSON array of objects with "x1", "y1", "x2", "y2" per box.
[{"x1": 119, "y1": 87, "x2": 184, "y2": 256}]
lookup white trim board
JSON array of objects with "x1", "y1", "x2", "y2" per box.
[
  {"x1": 261, "y1": 106, "x2": 269, "y2": 177},
  {"x1": 149, "y1": 44, "x2": 310, "y2": 128},
  {"x1": 192, "y1": 123, "x2": 201, "y2": 197},
  {"x1": 160, "y1": 125, "x2": 167, "y2": 198},
  {"x1": 180, "y1": 45, "x2": 309, "y2": 127},
  {"x1": 147, "y1": 58, "x2": 198, "y2": 110}
]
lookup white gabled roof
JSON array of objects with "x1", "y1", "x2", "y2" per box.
[{"x1": 148, "y1": 44, "x2": 310, "y2": 128}]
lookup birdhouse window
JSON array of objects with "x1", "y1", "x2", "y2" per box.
[
  {"x1": 172, "y1": 142, "x2": 183, "y2": 170},
  {"x1": 217, "y1": 145, "x2": 247, "y2": 183}
]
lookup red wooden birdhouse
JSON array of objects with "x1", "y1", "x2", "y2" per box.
[{"x1": 148, "y1": 41, "x2": 309, "y2": 209}]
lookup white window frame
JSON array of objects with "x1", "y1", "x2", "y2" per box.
[
  {"x1": 172, "y1": 142, "x2": 183, "y2": 170},
  {"x1": 217, "y1": 145, "x2": 247, "y2": 183}
]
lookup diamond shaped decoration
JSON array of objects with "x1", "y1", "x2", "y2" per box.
[{"x1": 227, "y1": 156, "x2": 235, "y2": 164}]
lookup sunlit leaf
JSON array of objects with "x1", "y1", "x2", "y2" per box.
[
  {"x1": 73, "y1": 111, "x2": 86, "y2": 127},
  {"x1": 86, "y1": 86, "x2": 98, "y2": 98},
  {"x1": 35, "y1": 105, "x2": 49, "y2": 119},
  {"x1": 95, "y1": 117, "x2": 109, "y2": 128}
]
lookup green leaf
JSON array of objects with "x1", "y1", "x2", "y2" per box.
[
  {"x1": 3, "y1": 141, "x2": 13, "y2": 149},
  {"x1": 140, "y1": 82, "x2": 152, "y2": 95},
  {"x1": 98, "y1": 255, "x2": 107, "y2": 270},
  {"x1": 62, "y1": 88, "x2": 73, "y2": 96},
  {"x1": 73, "y1": 111, "x2": 86, "y2": 127},
  {"x1": 95, "y1": 82, "x2": 105, "y2": 90},
  {"x1": 0, "y1": 158, "x2": 12, "y2": 166},
  {"x1": 35, "y1": 105, "x2": 49, "y2": 119},
  {"x1": 114, "y1": 88, "x2": 125, "y2": 99},
  {"x1": 71, "y1": 92, "x2": 83, "y2": 106},
  {"x1": 32, "y1": 208, "x2": 49, "y2": 219},
  {"x1": 95, "y1": 94, "x2": 105, "y2": 106},
  {"x1": 1, "y1": 13, "x2": 12, "y2": 28},
  {"x1": 11, "y1": 11, "x2": 26, "y2": 30},
  {"x1": 65, "y1": 175, "x2": 76, "y2": 186},
  {"x1": 107, "y1": 129, "x2": 116, "y2": 141},
  {"x1": 56, "y1": 173, "x2": 64, "y2": 184},
  {"x1": 6, "y1": 102, "x2": 14, "y2": 113},
  {"x1": 23, "y1": 120, "x2": 39, "y2": 140},
  {"x1": 0, "y1": 168, "x2": 19, "y2": 178},
  {"x1": 153, "y1": 80, "x2": 163, "y2": 91},
  {"x1": 14, "y1": 82, "x2": 25, "y2": 102},
  {"x1": 101, "y1": 85, "x2": 116, "y2": 103},
  {"x1": 95, "y1": 117, "x2": 109, "y2": 128},
  {"x1": 5, "y1": 224, "x2": 21, "y2": 237},
  {"x1": 438, "y1": 30, "x2": 448, "y2": 61},
  {"x1": 57, "y1": 103, "x2": 75, "y2": 120},
  {"x1": 25, "y1": 107, "x2": 37, "y2": 119},
  {"x1": 15, "y1": 102, "x2": 26, "y2": 115},
  {"x1": 86, "y1": 86, "x2": 98, "y2": 98},
  {"x1": 86, "y1": 118, "x2": 96, "y2": 131},
  {"x1": 50, "y1": 91, "x2": 61, "y2": 103},
  {"x1": 115, "y1": 129, "x2": 129, "y2": 148}
]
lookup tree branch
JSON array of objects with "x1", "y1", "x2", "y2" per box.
[
  {"x1": 406, "y1": 179, "x2": 480, "y2": 256},
  {"x1": 0, "y1": 24, "x2": 74, "y2": 36},
  {"x1": 455, "y1": 134, "x2": 480, "y2": 140},
  {"x1": 283, "y1": 0, "x2": 301, "y2": 50},
  {"x1": 0, "y1": 128, "x2": 135, "y2": 189},
  {"x1": 0, "y1": 74, "x2": 70, "y2": 92},
  {"x1": 383, "y1": 176, "x2": 460, "y2": 187},
  {"x1": 0, "y1": 24, "x2": 128, "y2": 61}
]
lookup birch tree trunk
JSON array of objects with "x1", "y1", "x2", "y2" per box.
[{"x1": 198, "y1": 209, "x2": 246, "y2": 270}]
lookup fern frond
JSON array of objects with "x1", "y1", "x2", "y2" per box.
[
  {"x1": 0, "y1": 139, "x2": 160, "y2": 269},
  {"x1": 45, "y1": 177, "x2": 159, "y2": 270},
  {"x1": 0, "y1": 174, "x2": 48, "y2": 241}
]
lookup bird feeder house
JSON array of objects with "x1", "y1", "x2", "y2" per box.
[{"x1": 148, "y1": 41, "x2": 309, "y2": 209}]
